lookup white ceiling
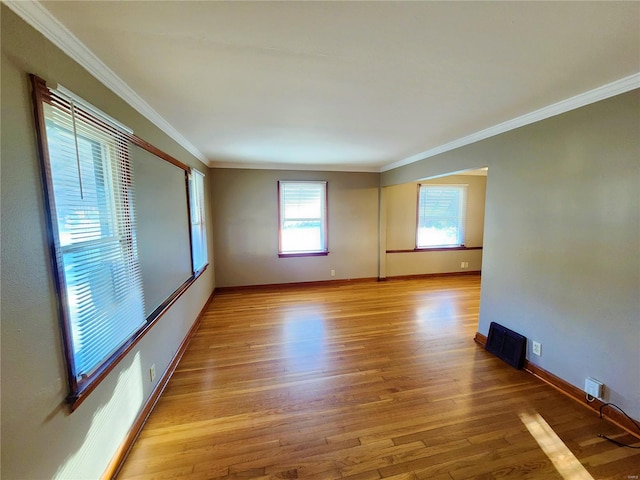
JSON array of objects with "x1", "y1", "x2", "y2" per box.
[{"x1": 16, "y1": 1, "x2": 640, "y2": 172}]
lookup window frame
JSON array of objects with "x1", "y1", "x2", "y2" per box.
[
  {"x1": 31, "y1": 75, "x2": 209, "y2": 410},
  {"x1": 277, "y1": 180, "x2": 329, "y2": 257},
  {"x1": 415, "y1": 184, "x2": 468, "y2": 249},
  {"x1": 189, "y1": 168, "x2": 208, "y2": 274},
  {"x1": 32, "y1": 76, "x2": 148, "y2": 406}
]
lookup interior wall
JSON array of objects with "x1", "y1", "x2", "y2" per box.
[
  {"x1": 0, "y1": 7, "x2": 215, "y2": 479},
  {"x1": 382, "y1": 89, "x2": 640, "y2": 420},
  {"x1": 211, "y1": 168, "x2": 380, "y2": 287},
  {"x1": 131, "y1": 146, "x2": 193, "y2": 316},
  {"x1": 384, "y1": 174, "x2": 486, "y2": 277}
]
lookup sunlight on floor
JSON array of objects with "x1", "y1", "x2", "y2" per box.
[
  {"x1": 282, "y1": 310, "x2": 327, "y2": 373},
  {"x1": 415, "y1": 294, "x2": 458, "y2": 326},
  {"x1": 519, "y1": 411, "x2": 594, "y2": 480},
  {"x1": 54, "y1": 353, "x2": 144, "y2": 479}
]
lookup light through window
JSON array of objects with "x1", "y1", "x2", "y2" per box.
[
  {"x1": 189, "y1": 169, "x2": 208, "y2": 272},
  {"x1": 417, "y1": 185, "x2": 467, "y2": 248},
  {"x1": 35, "y1": 78, "x2": 145, "y2": 399},
  {"x1": 278, "y1": 181, "x2": 328, "y2": 256}
]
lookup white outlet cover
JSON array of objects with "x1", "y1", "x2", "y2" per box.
[
  {"x1": 585, "y1": 377, "x2": 603, "y2": 398},
  {"x1": 532, "y1": 341, "x2": 541, "y2": 356}
]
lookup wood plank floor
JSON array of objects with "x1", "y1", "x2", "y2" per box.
[{"x1": 117, "y1": 275, "x2": 639, "y2": 480}]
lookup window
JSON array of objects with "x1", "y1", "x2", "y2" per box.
[
  {"x1": 189, "y1": 169, "x2": 208, "y2": 272},
  {"x1": 416, "y1": 184, "x2": 467, "y2": 248},
  {"x1": 278, "y1": 181, "x2": 328, "y2": 256},
  {"x1": 33, "y1": 77, "x2": 145, "y2": 401}
]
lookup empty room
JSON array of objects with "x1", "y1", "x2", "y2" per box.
[{"x1": 1, "y1": 2, "x2": 639, "y2": 479}]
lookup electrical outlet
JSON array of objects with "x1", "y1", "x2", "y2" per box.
[
  {"x1": 330, "y1": 269, "x2": 336, "y2": 277},
  {"x1": 532, "y1": 341, "x2": 542, "y2": 356},
  {"x1": 460, "y1": 261, "x2": 469, "y2": 268},
  {"x1": 585, "y1": 377, "x2": 604, "y2": 399},
  {"x1": 149, "y1": 364, "x2": 156, "y2": 382}
]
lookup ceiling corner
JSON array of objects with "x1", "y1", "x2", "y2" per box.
[
  {"x1": 4, "y1": 0, "x2": 209, "y2": 165},
  {"x1": 381, "y1": 72, "x2": 640, "y2": 173}
]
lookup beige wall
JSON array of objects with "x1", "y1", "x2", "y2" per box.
[
  {"x1": 2, "y1": 6, "x2": 639, "y2": 479},
  {"x1": 384, "y1": 175, "x2": 486, "y2": 277},
  {"x1": 382, "y1": 89, "x2": 640, "y2": 421},
  {"x1": 211, "y1": 168, "x2": 380, "y2": 287},
  {"x1": 1, "y1": 7, "x2": 215, "y2": 479}
]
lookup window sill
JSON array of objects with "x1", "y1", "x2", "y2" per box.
[
  {"x1": 278, "y1": 251, "x2": 329, "y2": 258},
  {"x1": 193, "y1": 263, "x2": 209, "y2": 280},
  {"x1": 67, "y1": 263, "x2": 208, "y2": 411},
  {"x1": 386, "y1": 246, "x2": 483, "y2": 253}
]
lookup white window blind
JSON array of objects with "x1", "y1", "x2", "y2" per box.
[
  {"x1": 417, "y1": 184, "x2": 468, "y2": 248},
  {"x1": 189, "y1": 169, "x2": 208, "y2": 272},
  {"x1": 41, "y1": 86, "x2": 145, "y2": 386},
  {"x1": 278, "y1": 181, "x2": 328, "y2": 255}
]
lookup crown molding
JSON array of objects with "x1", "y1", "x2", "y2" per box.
[
  {"x1": 381, "y1": 72, "x2": 640, "y2": 172},
  {"x1": 6, "y1": 1, "x2": 638, "y2": 174},
  {"x1": 209, "y1": 161, "x2": 380, "y2": 173},
  {"x1": 4, "y1": 0, "x2": 210, "y2": 166}
]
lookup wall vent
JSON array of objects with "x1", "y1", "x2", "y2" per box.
[{"x1": 485, "y1": 322, "x2": 527, "y2": 369}]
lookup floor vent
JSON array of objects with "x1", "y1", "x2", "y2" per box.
[{"x1": 485, "y1": 322, "x2": 526, "y2": 369}]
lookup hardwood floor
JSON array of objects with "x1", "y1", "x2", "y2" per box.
[{"x1": 117, "y1": 275, "x2": 639, "y2": 480}]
